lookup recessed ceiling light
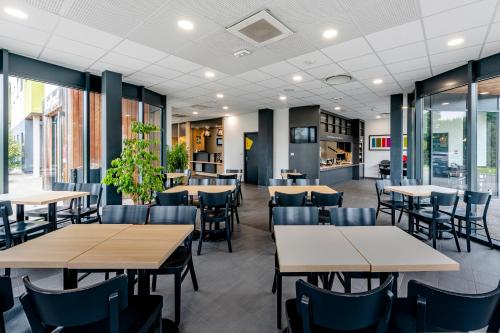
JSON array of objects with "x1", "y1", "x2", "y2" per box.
[
  {"x1": 233, "y1": 49, "x2": 251, "y2": 57},
  {"x1": 216, "y1": 93, "x2": 224, "y2": 98},
  {"x1": 177, "y1": 19, "x2": 194, "y2": 30},
  {"x1": 192, "y1": 111, "x2": 199, "y2": 115},
  {"x1": 376, "y1": 115, "x2": 381, "y2": 119},
  {"x1": 322, "y1": 29, "x2": 338, "y2": 39},
  {"x1": 324, "y1": 74, "x2": 352, "y2": 85},
  {"x1": 222, "y1": 106, "x2": 229, "y2": 110},
  {"x1": 445, "y1": 81, "x2": 456, "y2": 86},
  {"x1": 279, "y1": 95, "x2": 287, "y2": 101},
  {"x1": 447, "y1": 38, "x2": 464, "y2": 47},
  {"x1": 373, "y1": 78, "x2": 383, "y2": 85},
  {"x1": 4, "y1": 7, "x2": 28, "y2": 19},
  {"x1": 204, "y1": 71, "x2": 215, "y2": 78},
  {"x1": 480, "y1": 91, "x2": 490, "y2": 95},
  {"x1": 292, "y1": 75, "x2": 303, "y2": 82},
  {"x1": 224, "y1": 113, "x2": 231, "y2": 117},
  {"x1": 442, "y1": 102, "x2": 449, "y2": 106},
  {"x1": 334, "y1": 106, "x2": 341, "y2": 111}
]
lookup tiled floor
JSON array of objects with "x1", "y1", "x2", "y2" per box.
[{"x1": 5, "y1": 179, "x2": 500, "y2": 332}]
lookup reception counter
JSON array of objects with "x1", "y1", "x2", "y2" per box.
[{"x1": 319, "y1": 163, "x2": 364, "y2": 185}]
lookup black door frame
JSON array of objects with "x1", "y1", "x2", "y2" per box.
[{"x1": 243, "y1": 131, "x2": 258, "y2": 184}]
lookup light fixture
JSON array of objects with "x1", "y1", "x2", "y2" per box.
[
  {"x1": 279, "y1": 95, "x2": 287, "y2": 101},
  {"x1": 204, "y1": 71, "x2": 215, "y2": 78},
  {"x1": 442, "y1": 102, "x2": 449, "y2": 106},
  {"x1": 445, "y1": 81, "x2": 456, "y2": 86},
  {"x1": 192, "y1": 111, "x2": 199, "y2": 115},
  {"x1": 233, "y1": 49, "x2": 251, "y2": 57},
  {"x1": 322, "y1": 29, "x2": 338, "y2": 39},
  {"x1": 480, "y1": 91, "x2": 490, "y2": 95},
  {"x1": 222, "y1": 106, "x2": 229, "y2": 110},
  {"x1": 216, "y1": 93, "x2": 224, "y2": 98},
  {"x1": 292, "y1": 75, "x2": 303, "y2": 82},
  {"x1": 4, "y1": 7, "x2": 28, "y2": 19},
  {"x1": 334, "y1": 106, "x2": 341, "y2": 111},
  {"x1": 224, "y1": 113, "x2": 231, "y2": 117},
  {"x1": 177, "y1": 19, "x2": 194, "y2": 30},
  {"x1": 376, "y1": 115, "x2": 381, "y2": 119},
  {"x1": 324, "y1": 74, "x2": 352, "y2": 85},
  {"x1": 373, "y1": 78, "x2": 383, "y2": 85},
  {"x1": 447, "y1": 38, "x2": 464, "y2": 47}
]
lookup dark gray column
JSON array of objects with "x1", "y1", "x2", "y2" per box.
[
  {"x1": 390, "y1": 94, "x2": 404, "y2": 184},
  {"x1": 467, "y1": 61, "x2": 478, "y2": 191},
  {"x1": 414, "y1": 82, "x2": 423, "y2": 182},
  {"x1": 0, "y1": 50, "x2": 8, "y2": 193},
  {"x1": 406, "y1": 93, "x2": 415, "y2": 179},
  {"x1": 161, "y1": 95, "x2": 167, "y2": 170},
  {"x1": 258, "y1": 108, "x2": 273, "y2": 186},
  {"x1": 101, "y1": 71, "x2": 122, "y2": 205},
  {"x1": 82, "y1": 72, "x2": 91, "y2": 183}
]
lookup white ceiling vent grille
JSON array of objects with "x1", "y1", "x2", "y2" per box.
[{"x1": 226, "y1": 10, "x2": 294, "y2": 47}]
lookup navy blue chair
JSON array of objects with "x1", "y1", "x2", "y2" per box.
[
  {"x1": 0, "y1": 276, "x2": 14, "y2": 333},
  {"x1": 155, "y1": 191, "x2": 189, "y2": 206}
]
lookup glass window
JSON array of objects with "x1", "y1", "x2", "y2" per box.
[
  {"x1": 90, "y1": 92, "x2": 102, "y2": 183},
  {"x1": 122, "y1": 98, "x2": 139, "y2": 142},
  {"x1": 144, "y1": 104, "x2": 162, "y2": 166}
]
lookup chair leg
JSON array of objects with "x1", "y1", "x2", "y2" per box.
[
  {"x1": 483, "y1": 218, "x2": 494, "y2": 249},
  {"x1": 197, "y1": 222, "x2": 204, "y2": 255},
  {"x1": 431, "y1": 220, "x2": 437, "y2": 249},
  {"x1": 376, "y1": 204, "x2": 380, "y2": 219},
  {"x1": 397, "y1": 209, "x2": 404, "y2": 224},
  {"x1": 4, "y1": 268, "x2": 10, "y2": 277},
  {"x1": 458, "y1": 218, "x2": 462, "y2": 235},
  {"x1": 269, "y1": 205, "x2": 273, "y2": 232},
  {"x1": 188, "y1": 258, "x2": 199, "y2": 291},
  {"x1": 466, "y1": 219, "x2": 471, "y2": 252},
  {"x1": 151, "y1": 274, "x2": 157, "y2": 292},
  {"x1": 226, "y1": 221, "x2": 232, "y2": 253},
  {"x1": 0, "y1": 314, "x2": 6, "y2": 333},
  {"x1": 271, "y1": 272, "x2": 277, "y2": 294},
  {"x1": 367, "y1": 277, "x2": 372, "y2": 291},
  {"x1": 391, "y1": 208, "x2": 395, "y2": 226},
  {"x1": 450, "y1": 218, "x2": 461, "y2": 253},
  {"x1": 174, "y1": 272, "x2": 181, "y2": 325},
  {"x1": 235, "y1": 206, "x2": 240, "y2": 224},
  {"x1": 344, "y1": 273, "x2": 352, "y2": 293},
  {"x1": 104, "y1": 272, "x2": 109, "y2": 280}
]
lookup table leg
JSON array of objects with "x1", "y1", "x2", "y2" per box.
[
  {"x1": 16, "y1": 204, "x2": 25, "y2": 221},
  {"x1": 408, "y1": 196, "x2": 414, "y2": 235},
  {"x1": 48, "y1": 203, "x2": 57, "y2": 231},
  {"x1": 276, "y1": 270, "x2": 282, "y2": 329},
  {"x1": 380, "y1": 272, "x2": 399, "y2": 298},
  {"x1": 137, "y1": 270, "x2": 150, "y2": 296},
  {"x1": 170, "y1": 178, "x2": 174, "y2": 188},
  {"x1": 126, "y1": 269, "x2": 136, "y2": 295},
  {"x1": 307, "y1": 273, "x2": 318, "y2": 286},
  {"x1": 63, "y1": 269, "x2": 78, "y2": 289}
]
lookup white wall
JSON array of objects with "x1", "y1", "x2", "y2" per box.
[
  {"x1": 223, "y1": 112, "x2": 259, "y2": 172},
  {"x1": 364, "y1": 112, "x2": 407, "y2": 178},
  {"x1": 273, "y1": 108, "x2": 289, "y2": 178}
]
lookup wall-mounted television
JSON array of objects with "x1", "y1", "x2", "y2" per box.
[{"x1": 290, "y1": 126, "x2": 317, "y2": 143}]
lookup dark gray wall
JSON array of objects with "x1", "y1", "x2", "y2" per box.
[
  {"x1": 390, "y1": 94, "x2": 404, "y2": 185},
  {"x1": 258, "y1": 108, "x2": 273, "y2": 186},
  {"x1": 289, "y1": 105, "x2": 320, "y2": 179}
]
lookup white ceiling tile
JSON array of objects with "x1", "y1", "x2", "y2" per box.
[
  {"x1": 378, "y1": 41, "x2": 428, "y2": 64},
  {"x1": 366, "y1": 20, "x2": 424, "y2": 51},
  {"x1": 334, "y1": 81, "x2": 366, "y2": 92},
  {"x1": 286, "y1": 50, "x2": 333, "y2": 70},
  {"x1": 279, "y1": 72, "x2": 315, "y2": 84},
  {"x1": 481, "y1": 40, "x2": 500, "y2": 57},
  {"x1": 321, "y1": 37, "x2": 373, "y2": 62},
  {"x1": 392, "y1": 68, "x2": 432, "y2": 81},
  {"x1": 260, "y1": 61, "x2": 299, "y2": 77},
  {"x1": 215, "y1": 76, "x2": 249, "y2": 87},
  {"x1": 295, "y1": 80, "x2": 329, "y2": 91},
  {"x1": 423, "y1": 0, "x2": 496, "y2": 38},
  {"x1": 112, "y1": 39, "x2": 168, "y2": 63},
  {"x1": 189, "y1": 68, "x2": 229, "y2": 80},
  {"x1": 0, "y1": 36, "x2": 42, "y2": 58},
  {"x1": 46, "y1": 35, "x2": 107, "y2": 60},
  {"x1": 55, "y1": 18, "x2": 122, "y2": 50},
  {"x1": 89, "y1": 61, "x2": 136, "y2": 76},
  {"x1": 174, "y1": 74, "x2": 208, "y2": 86},
  {"x1": 486, "y1": 22, "x2": 500, "y2": 43},
  {"x1": 238, "y1": 83, "x2": 268, "y2": 93},
  {"x1": 0, "y1": 0, "x2": 59, "y2": 32},
  {"x1": 141, "y1": 64, "x2": 183, "y2": 79},
  {"x1": 40, "y1": 48, "x2": 94, "y2": 70},
  {"x1": 0, "y1": 18, "x2": 49, "y2": 45},
  {"x1": 350, "y1": 66, "x2": 391, "y2": 80},
  {"x1": 420, "y1": 0, "x2": 480, "y2": 17},
  {"x1": 430, "y1": 45, "x2": 481, "y2": 67},
  {"x1": 99, "y1": 52, "x2": 149, "y2": 71},
  {"x1": 236, "y1": 69, "x2": 273, "y2": 82},
  {"x1": 153, "y1": 80, "x2": 191, "y2": 92},
  {"x1": 427, "y1": 26, "x2": 488, "y2": 54},
  {"x1": 156, "y1": 55, "x2": 202, "y2": 73},
  {"x1": 338, "y1": 53, "x2": 381, "y2": 72},
  {"x1": 305, "y1": 63, "x2": 346, "y2": 79},
  {"x1": 386, "y1": 57, "x2": 430, "y2": 74},
  {"x1": 432, "y1": 61, "x2": 468, "y2": 75},
  {"x1": 125, "y1": 71, "x2": 165, "y2": 86}
]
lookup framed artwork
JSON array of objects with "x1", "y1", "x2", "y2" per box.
[
  {"x1": 216, "y1": 138, "x2": 223, "y2": 146},
  {"x1": 369, "y1": 134, "x2": 407, "y2": 151},
  {"x1": 217, "y1": 128, "x2": 223, "y2": 136}
]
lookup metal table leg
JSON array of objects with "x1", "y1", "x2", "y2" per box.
[
  {"x1": 16, "y1": 204, "x2": 24, "y2": 221},
  {"x1": 137, "y1": 269, "x2": 150, "y2": 296},
  {"x1": 48, "y1": 202, "x2": 57, "y2": 231},
  {"x1": 63, "y1": 268, "x2": 78, "y2": 289},
  {"x1": 276, "y1": 270, "x2": 282, "y2": 329},
  {"x1": 408, "y1": 196, "x2": 415, "y2": 235}
]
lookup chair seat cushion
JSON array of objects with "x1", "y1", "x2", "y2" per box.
[
  {"x1": 156, "y1": 246, "x2": 190, "y2": 271},
  {"x1": 57, "y1": 206, "x2": 97, "y2": 217},
  {"x1": 25, "y1": 205, "x2": 71, "y2": 217},
  {"x1": 60, "y1": 295, "x2": 171, "y2": 333},
  {"x1": 0, "y1": 221, "x2": 50, "y2": 237},
  {"x1": 440, "y1": 208, "x2": 480, "y2": 220},
  {"x1": 285, "y1": 298, "x2": 377, "y2": 333},
  {"x1": 389, "y1": 298, "x2": 447, "y2": 332},
  {"x1": 409, "y1": 209, "x2": 451, "y2": 222},
  {"x1": 380, "y1": 200, "x2": 406, "y2": 208}
]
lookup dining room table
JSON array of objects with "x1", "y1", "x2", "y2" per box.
[
  {"x1": 268, "y1": 185, "x2": 336, "y2": 198},
  {"x1": 165, "y1": 172, "x2": 186, "y2": 188},
  {"x1": 280, "y1": 172, "x2": 302, "y2": 179},
  {"x1": 164, "y1": 184, "x2": 236, "y2": 196}
]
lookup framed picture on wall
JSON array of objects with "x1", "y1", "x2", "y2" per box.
[
  {"x1": 216, "y1": 138, "x2": 223, "y2": 146},
  {"x1": 217, "y1": 128, "x2": 223, "y2": 136},
  {"x1": 369, "y1": 134, "x2": 408, "y2": 150}
]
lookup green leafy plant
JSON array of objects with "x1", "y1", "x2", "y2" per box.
[
  {"x1": 166, "y1": 143, "x2": 188, "y2": 173},
  {"x1": 8, "y1": 133, "x2": 22, "y2": 171},
  {"x1": 103, "y1": 121, "x2": 164, "y2": 204}
]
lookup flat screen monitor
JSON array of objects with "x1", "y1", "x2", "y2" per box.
[{"x1": 290, "y1": 126, "x2": 317, "y2": 143}]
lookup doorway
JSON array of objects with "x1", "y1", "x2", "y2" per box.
[{"x1": 244, "y1": 132, "x2": 258, "y2": 184}]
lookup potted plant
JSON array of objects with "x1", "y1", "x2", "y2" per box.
[
  {"x1": 102, "y1": 121, "x2": 164, "y2": 204},
  {"x1": 166, "y1": 143, "x2": 189, "y2": 172}
]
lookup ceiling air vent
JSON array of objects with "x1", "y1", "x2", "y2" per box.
[
  {"x1": 172, "y1": 113, "x2": 188, "y2": 118},
  {"x1": 226, "y1": 10, "x2": 294, "y2": 47}
]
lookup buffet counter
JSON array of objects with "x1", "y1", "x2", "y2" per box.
[{"x1": 320, "y1": 163, "x2": 364, "y2": 185}]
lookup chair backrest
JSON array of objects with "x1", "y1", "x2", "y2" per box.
[
  {"x1": 0, "y1": 276, "x2": 14, "y2": 313},
  {"x1": 77, "y1": 183, "x2": 102, "y2": 206},
  {"x1": 380, "y1": 160, "x2": 390, "y2": 166},
  {"x1": 329, "y1": 208, "x2": 376, "y2": 226},
  {"x1": 101, "y1": 205, "x2": 149, "y2": 224},
  {"x1": 199, "y1": 191, "x2": 231, "y2": 209},
  {"x1": 407, "y1": 279, "x2": 500, "y2": 332},
  {"x1": 430, "y1": 191, "x2": 458, "y2": 208},
  {"x1": 281, "y1": 169, "x2": 297, "y2": 173},
  {"x1": 401, "y1": 178, "x2": 421, "y2": 186},
  {"x1": 215, "y1": 179, "x2": 237, "y2": 186},
  {"x1": 0, "y1": 201, "x2": 13, "y2": 217},
  {"x1": 189, "y1": 178, "x2": 211, "y2": 185},
  {"x1": 463, "y1": 190, "x2": 492, "y2": 219},
  {"x1": 0, "y1": 206, "x2": 12, "y2": 249},
  {"x1": 155, "y1": 191, "x2": 188, "y2": 206},
  {"x1": 175, "y1": 169, "x2": 191, "y2": 178},
  {"x1": 52, "y1": 182, "x2": 76, "y2": 191},
  {"x1": 375, "y1": 179, "x2": 402, "y2": 201},
  {"x1": 311, "y1": 192, "x2": 343, "y2": 208},
  {"x1": 20, "y1": 275, "x2": 129, "y2": 333},
  {"x1": 149, "y1": 206, "x2": 197, "y2": 226},
  {"x1": 295, "y1": 179, "x2": 319, "y2": 186},
  {"x1": 217, "y1": 174, "x2": 237, "y2": 179},
  {"x1": 269, "y1": 178, "x2": 293, "y2": 186},
  {"x1": 295, "y1": 276, "x2": 394, "y2": 332},
  {"x1": 288, "y1": 174, "x2": 306, "y2": 181},
  {"x1": 272, "y1": 207, "x2": 319, "y2": 225},
  {"x1": 275, "y1": 191, "x2": 307, "y2": 207}
]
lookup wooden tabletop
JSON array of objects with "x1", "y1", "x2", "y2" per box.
[
  {"x1": 8, "y1": 191, "x2": 90, "y2": 205},
  {"x1": 164, "y1": 185, "x2": 235, "y2": 196},
  {"x1": 385, "y1": 185, "x2": 458, "y2": 197},
  {"x1": 268, "y1": 185, "x2": 336, "y2": 197},
  {"x1": 166, "y1": 172, "x2": 186, "y2": 179},
  {"x1": 274, "y1": 225, "x2": 370, "y2": 273},
  {"x1": 339, "y1": 226, "x2": 460, "y2": 272},
  {"x1": 281, "y1": 172, "x2": 302, "y2": 179}
]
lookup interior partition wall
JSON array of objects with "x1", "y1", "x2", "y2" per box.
[
  {"x1": 414, "y1": 56, "x2": 500, "y2": 249},
  {"x1": 0, "y1": 50, "x2": 167, "y2": 203}
]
